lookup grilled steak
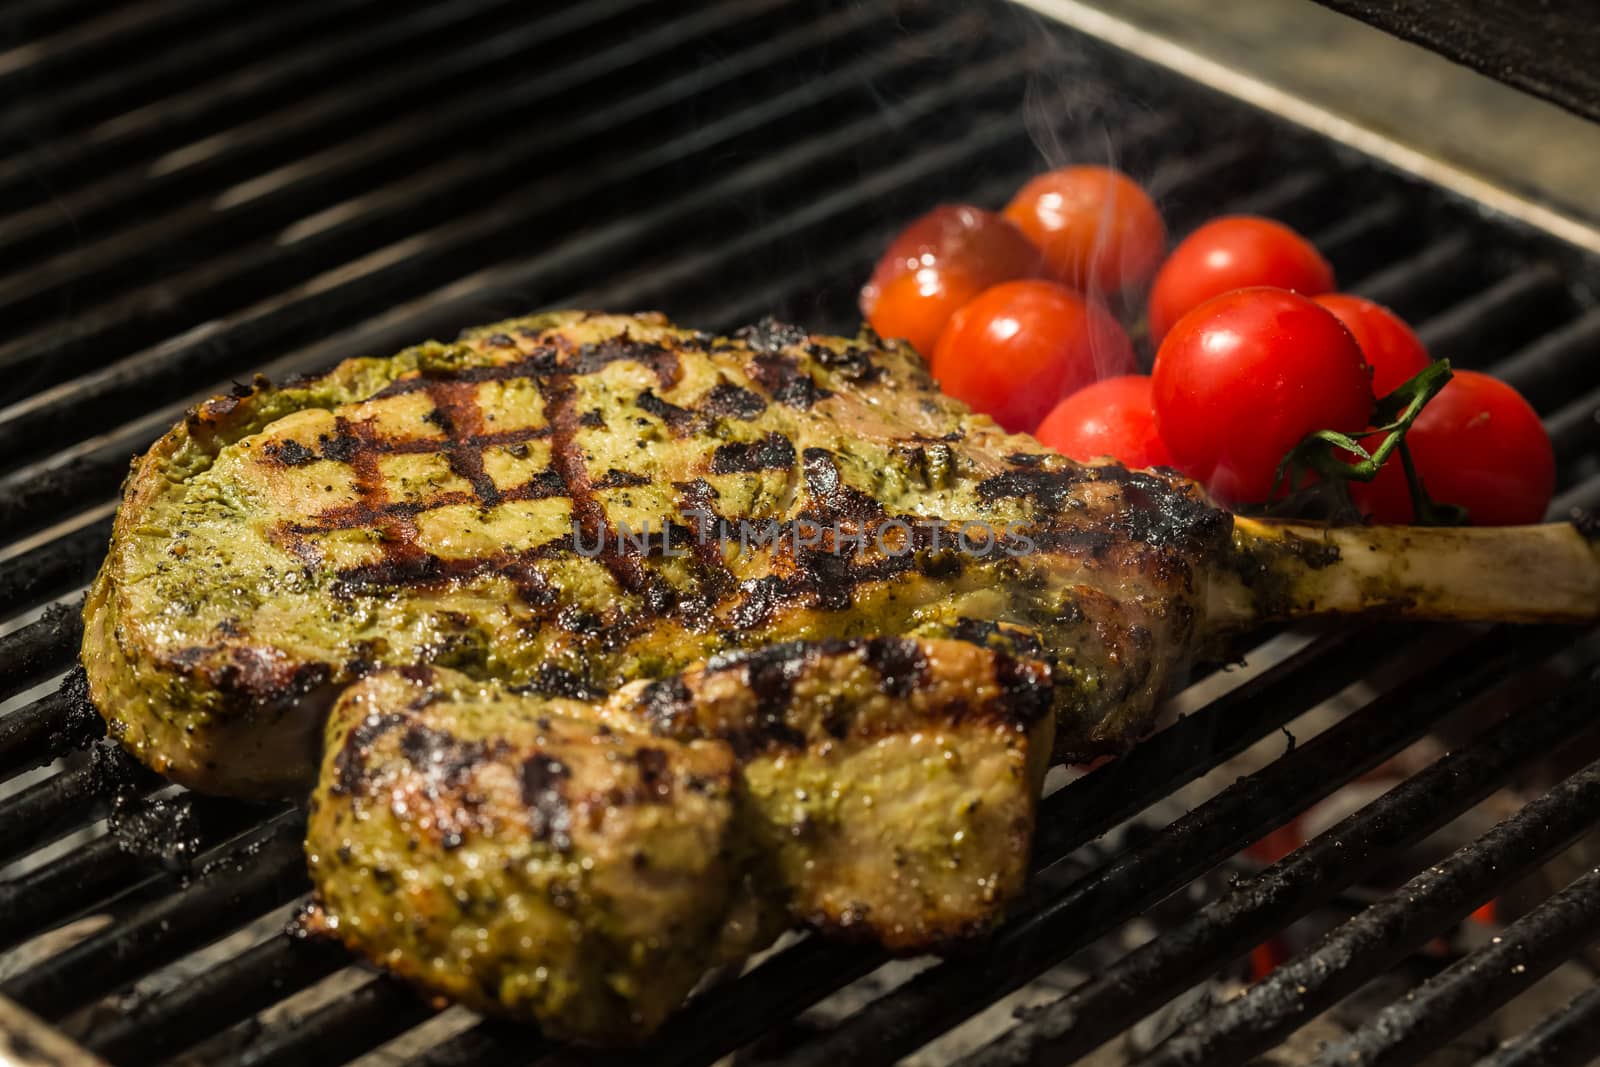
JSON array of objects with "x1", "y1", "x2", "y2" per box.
[
  {"x1": 308, "y1": 636, "x2": 1050, "y2": 1040},
  {"x1": 83, "y1": 310, "x2": 1599, "y2": 1042},
  {"x1": 84, "y1": 311, "x2": 1228, "y2": 798}
]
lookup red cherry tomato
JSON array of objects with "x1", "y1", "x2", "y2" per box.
[
  {"x1": 1003, "y1": 166, "x2": 1166, "y2": 296},
  {"x1": 1314, "y1": 294, "x2": 1432, "y2": 396},
  {"x1": 1148, "y1": 216, "x2": 1334, "y2": 346},
  {"x1": 1034, "y1": 375, "x2": 1171, "y2": 469},
  {"x1": 1152, "y1": 287, "x2": 1374, "y2": 504},
  {"x1": 931, "y1": 280, "x2": 1136, "y2": 434},
  {"x1": 861, "y1": 204, "x2": 1042, "y2": 356},
  {"x1": 1351, "y1": 370, "x2": 1553, "y2": 525}
]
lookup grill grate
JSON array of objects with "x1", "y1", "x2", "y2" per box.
[{"x1": 3, "y1": 2, "x2": 1600, "y2": 1065}]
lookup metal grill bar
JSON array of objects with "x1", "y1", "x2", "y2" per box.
[
  {"x1": 0, "y1": 41, "x2": 1033, "y2": 536},
  {"x1": 0, "y1": 0, "x2": 902, "y2": 465},
  {"x1": 0, "y1": 0, "x2": 529, "y2": 219},
  {"x1": 1416, "y1": 265, "x2": 1573, "y2": 367},
  {"x1": 0, "y1": 605, "x2": 79, "y2": 700},
  {"x1": 1133, "y1": 751, "x2": 1600, "y2": 1067},
  {"x1": 190, "y1": 976, "x2": 436, "y2": 1067},
  {"x1": 0, "y1": 798, "x2": 272, "y2": 954},
  {"x1": 0, "y1": 814, "x2": 306, "y2": 1020},
  {"x1": 83, "y1": 936, "x2": 350, "y2": 1067},
  {"x1": 771, "y1": 626, "x2": 1581, "y2": 1067},
  {"x1": 1476, "y1": 982, "x2": 1600, "y2": 1067},
  {"x1": 404, "y1": 630, "x2": 1393, "y2": 1067},
  {"x1": 0, "y1": 516, "x2": 112, "y2": 616},
  {"x1": 964, "y1": 659, "x2": 1600, "y2": 1067},
  {"x1": 0, "y1": 677, "x2": 101, "y2": 780},
  {"x1": 1310, "y1": 863, "x2": 1600, "y2": 1067}
]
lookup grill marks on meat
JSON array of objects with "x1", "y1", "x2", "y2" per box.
[
  {"x1": 310, "y1": 636, "x2": 1054, "y2": 1040},
  {"x1": 84, "y1": 309, "x2": 1231, "y2": 805}
]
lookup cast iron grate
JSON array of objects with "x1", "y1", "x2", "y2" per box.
[{"x1": 1, "y1": 1, "x2": 1598, "y2": 1065}]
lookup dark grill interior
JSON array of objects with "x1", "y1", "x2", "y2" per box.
[{"x1": 3, "y1": 1, "x2": 1600, "y2": 1064}]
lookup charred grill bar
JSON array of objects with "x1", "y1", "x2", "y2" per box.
[{"x1": 2, "y1": 1, "x2": 1600, "y2": 1064}]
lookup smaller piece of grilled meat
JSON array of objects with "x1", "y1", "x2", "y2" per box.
[{"x1": 307, "y1": 636, "x2": 1053, "y2": 1043}]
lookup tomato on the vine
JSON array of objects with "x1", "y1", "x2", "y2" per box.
[
  {"x1": 1147, "y1": 216, "x2": 1334, "y2": 345},
  {"x1": 931, "y1": 279, "x2": 1136, "y2": 434},
  {"x1": 1351, "y1": 370, "x2": 1553, "y2": 526},
  {"x1": 1314, "y1": 294, "x2": 1431, "y2": 397},
  {"x1": 1003, "y1": 166, "x2": 1166, "y2": 296},
  {"x1": 860, "y1": 204, "x2": 1042, "y2": 356},
  {"x1": 1151, "y1": 287, "x2": 1373, "y2": 504},
  {"x1": 1034, "y1": 375, "x2": 1170, "y2": 469}
]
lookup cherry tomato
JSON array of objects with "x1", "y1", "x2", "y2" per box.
[
  {"x1": 1351, "y1": 370, "x2": 1553, "y2": 525},
  {"x1": 1148, "y1": 216, "x2": 1334, "y2": 346},
  {"x1": 860, "y1": 204, "x2": 1042, "y2": 356},
  {"x1": 1034, "y1": 375, "x2": 1171, "y2": 469},
  {"x1": 1151, "y1": 287, "x2": 1374, "y2": 504},
  {"x1": 1314, "y1": 294, "x2": 1432, "y2": 396},
  {"x1": 931, "y1": 280, "x2": 1136, "y2": 434},
  {"x1": 1003, "y1": 166, "x2": 1166, "y2": 296}
]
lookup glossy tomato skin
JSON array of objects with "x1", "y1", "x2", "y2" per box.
[
  {"x1": 1003, "y1": 166, "x2": 1166, "y2": 296},
  {"x1": 1152, "y1": 287, "x2": 1374, "y2": 505},
  {"x1": 1147, "y1": 216, "x2": 1334, "y2": 345},
  {"x1": 1351, "y1": 370, "x2": 1554, "y2": 526},
  {"x1": 860, "y1": 204, "x2": 1042, "y2": 357},
  {"x1": 931, "y1": 280, "x2": 1136, "y2": 434},
  {"x1": 1034, "y1": 375, "x2": 1171, "y2": 469},
  {"x1": 1314, "y1": 294, "x2": 1431, "y2": 396}
]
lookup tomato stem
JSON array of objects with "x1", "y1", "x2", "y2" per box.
[{"x1": 1269, "y1": 360, "x2": 1467, "y2": 525}]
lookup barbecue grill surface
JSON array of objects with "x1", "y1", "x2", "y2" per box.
[{"x1": 3, "y1": 2, "x2": 1600, "y2": 1065}]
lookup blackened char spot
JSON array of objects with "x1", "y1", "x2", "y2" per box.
[
  {"x1": 399, "y1": 723, "x2": 490, "y2": 788},
  {"x1": 513, "y1": 664, "x2": 604, "y2": 702},
  {"x1": 748, "y1": 352, "x2": 831, "y2": 410},
  {"x1": 736, "y1": 317, "x2": 808, "y2": 353},
  {"x1": 801, "y1": 448, "x2": 884, "y2": 524},
  {"x1": 975, "y1": 467, "x2": 1092, "y2": 512},
  {"x1": 331, "y1": 712, "x2": 406, "y2": 796},
  {"x1": 634, "y1": 748, "x2": 672, "y2": 802},
  {"x1": 701, "y1": 382, "x2": 767, "y2": 420},
  {"x1": 578, "y1": 409, "x2": 604, "y2": 428},
  {"x1": 318, "y1": 429, "x2": 361, "y2": 463},
  {"x1": 640, "y1": 677, "x2": 693, "y2": 732},
  {"x1": 636, "y1": 390, "x2": 700, "y2": 434},
  {"x1": 571, "y1": 335, "x2": 681, "y2": 388},
  {"x1": 520, "y1": 756, "x2": 572, "y2": 850},
  {"x1": 728, "y1": 575, "x2": 784, "y2": 629},
  {"x1": 711, "y1": 432, "x2": 796, "y2": 474},
  {"x1": 992, "y1": 655, "x2": 1054, "y2": 729},
  {"x1": 593, "y1": 468, "x2": 650, "y2": 489},
  {"x1": 861, "y1": 637, "x2": 928, "y2": 698},
  {"x1": 806, "y1": 341, "x2": 879, "y2": 383},
  {"x1": 262, "y1": 439, "x2": 316, "y2": 467}
]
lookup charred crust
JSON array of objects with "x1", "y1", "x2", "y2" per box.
[
  {"x1": 633, "y1": 747, "x2": 672, "y2": 802},
  {"x1": 593, "y1": 468, "x2": 650, "y2": 489},
  {"x1": 735, "y1": 317, "x2": 808, "y2": 354},
  {"x1": 991, "y1": 655, "x2": 1054, "y2": 729},
  {"x1": 511, "y1": 664, "x2": 604, "y2": 701},
  {"x1": 710, "y1": 432, "x2": 796, "y2": 474},
  {"x1": 399, "y1": 723, "x2": 492, "y2": 789},
  {"x1": 331, "y1": 712, "x2": 406, "y2": 796},
  {"x1": 640, "y1": 677, "x2": 694, "y2": 732},
  {"x1": 747, "y1": 353, "x2": 831, "y2": 409},
  {"x1": 635, "y1": 390, "x2": 700, "y2": 435},
  {"x1": 261, "y1": 439, "x2": 317, "y2": 467},
  {"x1": 859, "y1": 637, "x2": 929, "y2": 698},
  {"x1": 700, "y1": 382, "x2": 767, "y2": 420},
  {"x1": 519, "y1": 755, "x2": 572, "y2": 850},
  {"x1": 801, "y1": 448, "x2": 884, "y2": 525}
]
